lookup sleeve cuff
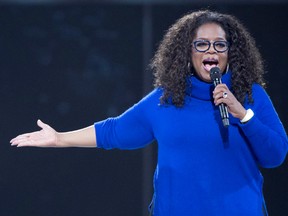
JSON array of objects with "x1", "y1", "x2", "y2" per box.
[{"x1": 240, "y1": 108, "x2": 254, "y2": 123}]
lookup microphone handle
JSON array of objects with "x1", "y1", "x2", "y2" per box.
[
  {"x1": 213, "y1": 78, "x2": 230, "y2": 127},
  {"x1": 219, "y1": 103, "x2": 229, "y2": 127}
]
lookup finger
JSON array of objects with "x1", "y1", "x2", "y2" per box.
[
  {"x1": 10, "y1": 136, "x2": 32, "y2": 145},
  {"x1": 16, "y1": 140, "x2": 36, "y2": 147},
  {"x1": 10, "y1": 133, "x2": 32, "y2": 143},
  {"x1": 17, "y1": 139, "x2": 52, "y2": 147},
  {"x1": 10, "y1": 130, "x2": 41, "y2": 144},
  {"x1": 213, "y1": 84, "x2": 228, "y2": 92},
  {"x1": 214, "y1": 92, "x2": 229, "y2": 101},
  {"x1": 214, "y1": 92, "x2": 225, "y2": 100},
  {"x1": 213, "y1": 87, "x2": 229, "y2": 97},
  {"x1": 215, "y1": 98, "x2": 227, "y2": 106},
  {"x1": 11, "y1": 142, "x2": 18, "y2": 146},
  {"x1": 11, "y1": 137, "x2": 28, "y2": 144},
  {"x1": 37, "y1": 119, "x2": 49, "y2": 129},
  {"x1": 214, "y1": 92, "x2": 232, "y2": 106}
]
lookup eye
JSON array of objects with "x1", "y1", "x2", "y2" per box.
[
  {"x1": 214, "y1": 41, "x2": 227, "y2": 48},
  {"x1": 196, "y1": 41, "x2": 209, "y2": 47}
]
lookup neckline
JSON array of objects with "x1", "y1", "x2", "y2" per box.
[{"x1": 186, "y1": 71, "x2": 232, "y2": 101}]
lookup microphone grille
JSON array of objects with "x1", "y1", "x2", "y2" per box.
[{"x1": 210, "y1": 67, "x2": 222, "y2": 81}]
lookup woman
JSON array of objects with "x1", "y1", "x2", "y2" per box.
[{"x1": 11, "y1": 10, "x2": 287, "y2": 216}]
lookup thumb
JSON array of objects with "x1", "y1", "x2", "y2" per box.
[{"x1": 37, "y1": 119, "x2": 48, "y2": 129}]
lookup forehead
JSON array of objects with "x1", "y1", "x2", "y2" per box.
[{"x1": 194, "y1": 23, "x2": 226, "y2": 40}]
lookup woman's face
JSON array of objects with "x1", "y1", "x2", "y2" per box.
[{"x1": 191, "y1": 23, "x2": 228, "y2": 82}]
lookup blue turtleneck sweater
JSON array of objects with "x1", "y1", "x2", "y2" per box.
[{"x1": 95, "y1": 72, "x2": 288, "y2": 216}]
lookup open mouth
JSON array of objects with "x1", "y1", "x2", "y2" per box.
[{"x1": 202, "y1": 58, "x2": 219, "y2": 71}]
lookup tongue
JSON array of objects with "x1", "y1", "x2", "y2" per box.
[{"x1": 204, "y1": 64, "x2": 217, "y2": 72}]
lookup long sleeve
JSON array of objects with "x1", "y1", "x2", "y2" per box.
[
  {"x1": 95, "y1": 89, "x2": 160, "y2": 150},
  {"x1": 94, "y1": 76, "x2": 287, "y2": 215},
  {"x1": 238, "y1": 84, "x2": 288, "y2": 168}
]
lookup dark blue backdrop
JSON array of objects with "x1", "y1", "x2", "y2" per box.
[{"x1": 0, "y1": 3, "x2": 287, "y2": 216}]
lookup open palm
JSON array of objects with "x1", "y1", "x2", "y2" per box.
[{"x1": 10, "y1": 119, "x2": 58, "y2": 147}]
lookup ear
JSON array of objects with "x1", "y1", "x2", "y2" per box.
[{"x1": 188, "y1": 61, "x2": 195, "y2": 75}]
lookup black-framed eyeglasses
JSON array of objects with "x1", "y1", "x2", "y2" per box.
[{"x1": 192, "y1": 40, "x2": 230, "y2": 53}]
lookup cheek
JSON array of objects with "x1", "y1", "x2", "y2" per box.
[
  {"x1": 191, "y1": 57, "x2": 198, "y2": 70},
  {"x1": 223, "y1": 55, "x2": 228, "y2": 65},
  {"x1": 191, "y1": 52, "x2": 202, "y2": 66},
  {"x1": 219, "y1": 55, "x2": 228, "y2": 72}
]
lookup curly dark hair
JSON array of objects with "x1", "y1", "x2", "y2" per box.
[{"x1": 151, "y1": 10, "x2": 266, "y2": 107}]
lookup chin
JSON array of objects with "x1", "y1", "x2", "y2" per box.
[
  {"x1": 204, "y1": 78, "x2": 212, "y2": 83},
  {"x1": 198, "y1": 74, "x2": 211, "y2": 83}
]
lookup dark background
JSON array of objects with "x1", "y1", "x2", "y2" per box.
[{"x1": 0, "y1": 1, "x2": 287, "y2": 216}]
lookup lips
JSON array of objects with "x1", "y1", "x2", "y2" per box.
[{"x1": 202, "y1": 58, "x2": 219, "y2": 72}]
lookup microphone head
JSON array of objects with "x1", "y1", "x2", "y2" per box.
[{"x1": 210, "y1": 67, "x2": 222, "y2": 81}]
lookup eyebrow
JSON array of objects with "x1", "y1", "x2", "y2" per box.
[{"x1": 195, "y1": 37, "x2": 227, "y2": 41}]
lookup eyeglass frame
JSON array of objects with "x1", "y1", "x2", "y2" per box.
[{"x1": 192, "y1": 40, "x2": 230, "y2": 53}]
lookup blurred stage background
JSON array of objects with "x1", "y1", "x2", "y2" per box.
[{"x1": 0, "y1": 0, "x2": 287, "y2": 215}]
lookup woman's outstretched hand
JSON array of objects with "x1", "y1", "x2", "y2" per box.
[{"x1": 10, "y1": 119, "x2": 58, "y2": 147}]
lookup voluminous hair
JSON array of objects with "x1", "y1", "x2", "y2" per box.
[{"x1": 151, "y1": 10, "x2": 265, "y2": 107}]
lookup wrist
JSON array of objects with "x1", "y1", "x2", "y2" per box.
[
  {"x1": 240, "y1": 108, "x2": 254, "y2": 123},
  {"x1": 55, "y1": 132, "x2": 65, "y2": 147}
]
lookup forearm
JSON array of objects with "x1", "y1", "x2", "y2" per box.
[
  {"x1": 57, "y1": 125, "x2": 97, "y2": 148},
  {"x1": 239, "y1": 115, "x2": 287, "y2": 167}
]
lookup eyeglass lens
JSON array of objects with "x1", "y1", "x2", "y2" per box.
[{"x1": 194, "y1": 40, "x2": 229, "y2": 52}]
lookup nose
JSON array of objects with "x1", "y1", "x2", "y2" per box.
[{"x1": 206, "y1": 44, "x2": 217, "y2": 53}]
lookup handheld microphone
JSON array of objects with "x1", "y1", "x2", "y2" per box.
[{"x1": 210, "y1": 67, "x2": 229, "y2": 127}]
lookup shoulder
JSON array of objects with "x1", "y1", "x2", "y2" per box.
[
  {"x1": 132, "y1": 88, "x2": 163, "y2": 111},
  {"x1": 248, "y1": 83, "x2": 274, "y2": 109},
  {"x1": 140, "y1": 88, "x2": 163, "y2": 103},
  {"x1": 251, "y1": 83, "x2": 270, "y2": 101}
]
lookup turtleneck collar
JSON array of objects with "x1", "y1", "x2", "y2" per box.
[{"x1": 186, "y1": 70, "x2": 232, "y2": 101}]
